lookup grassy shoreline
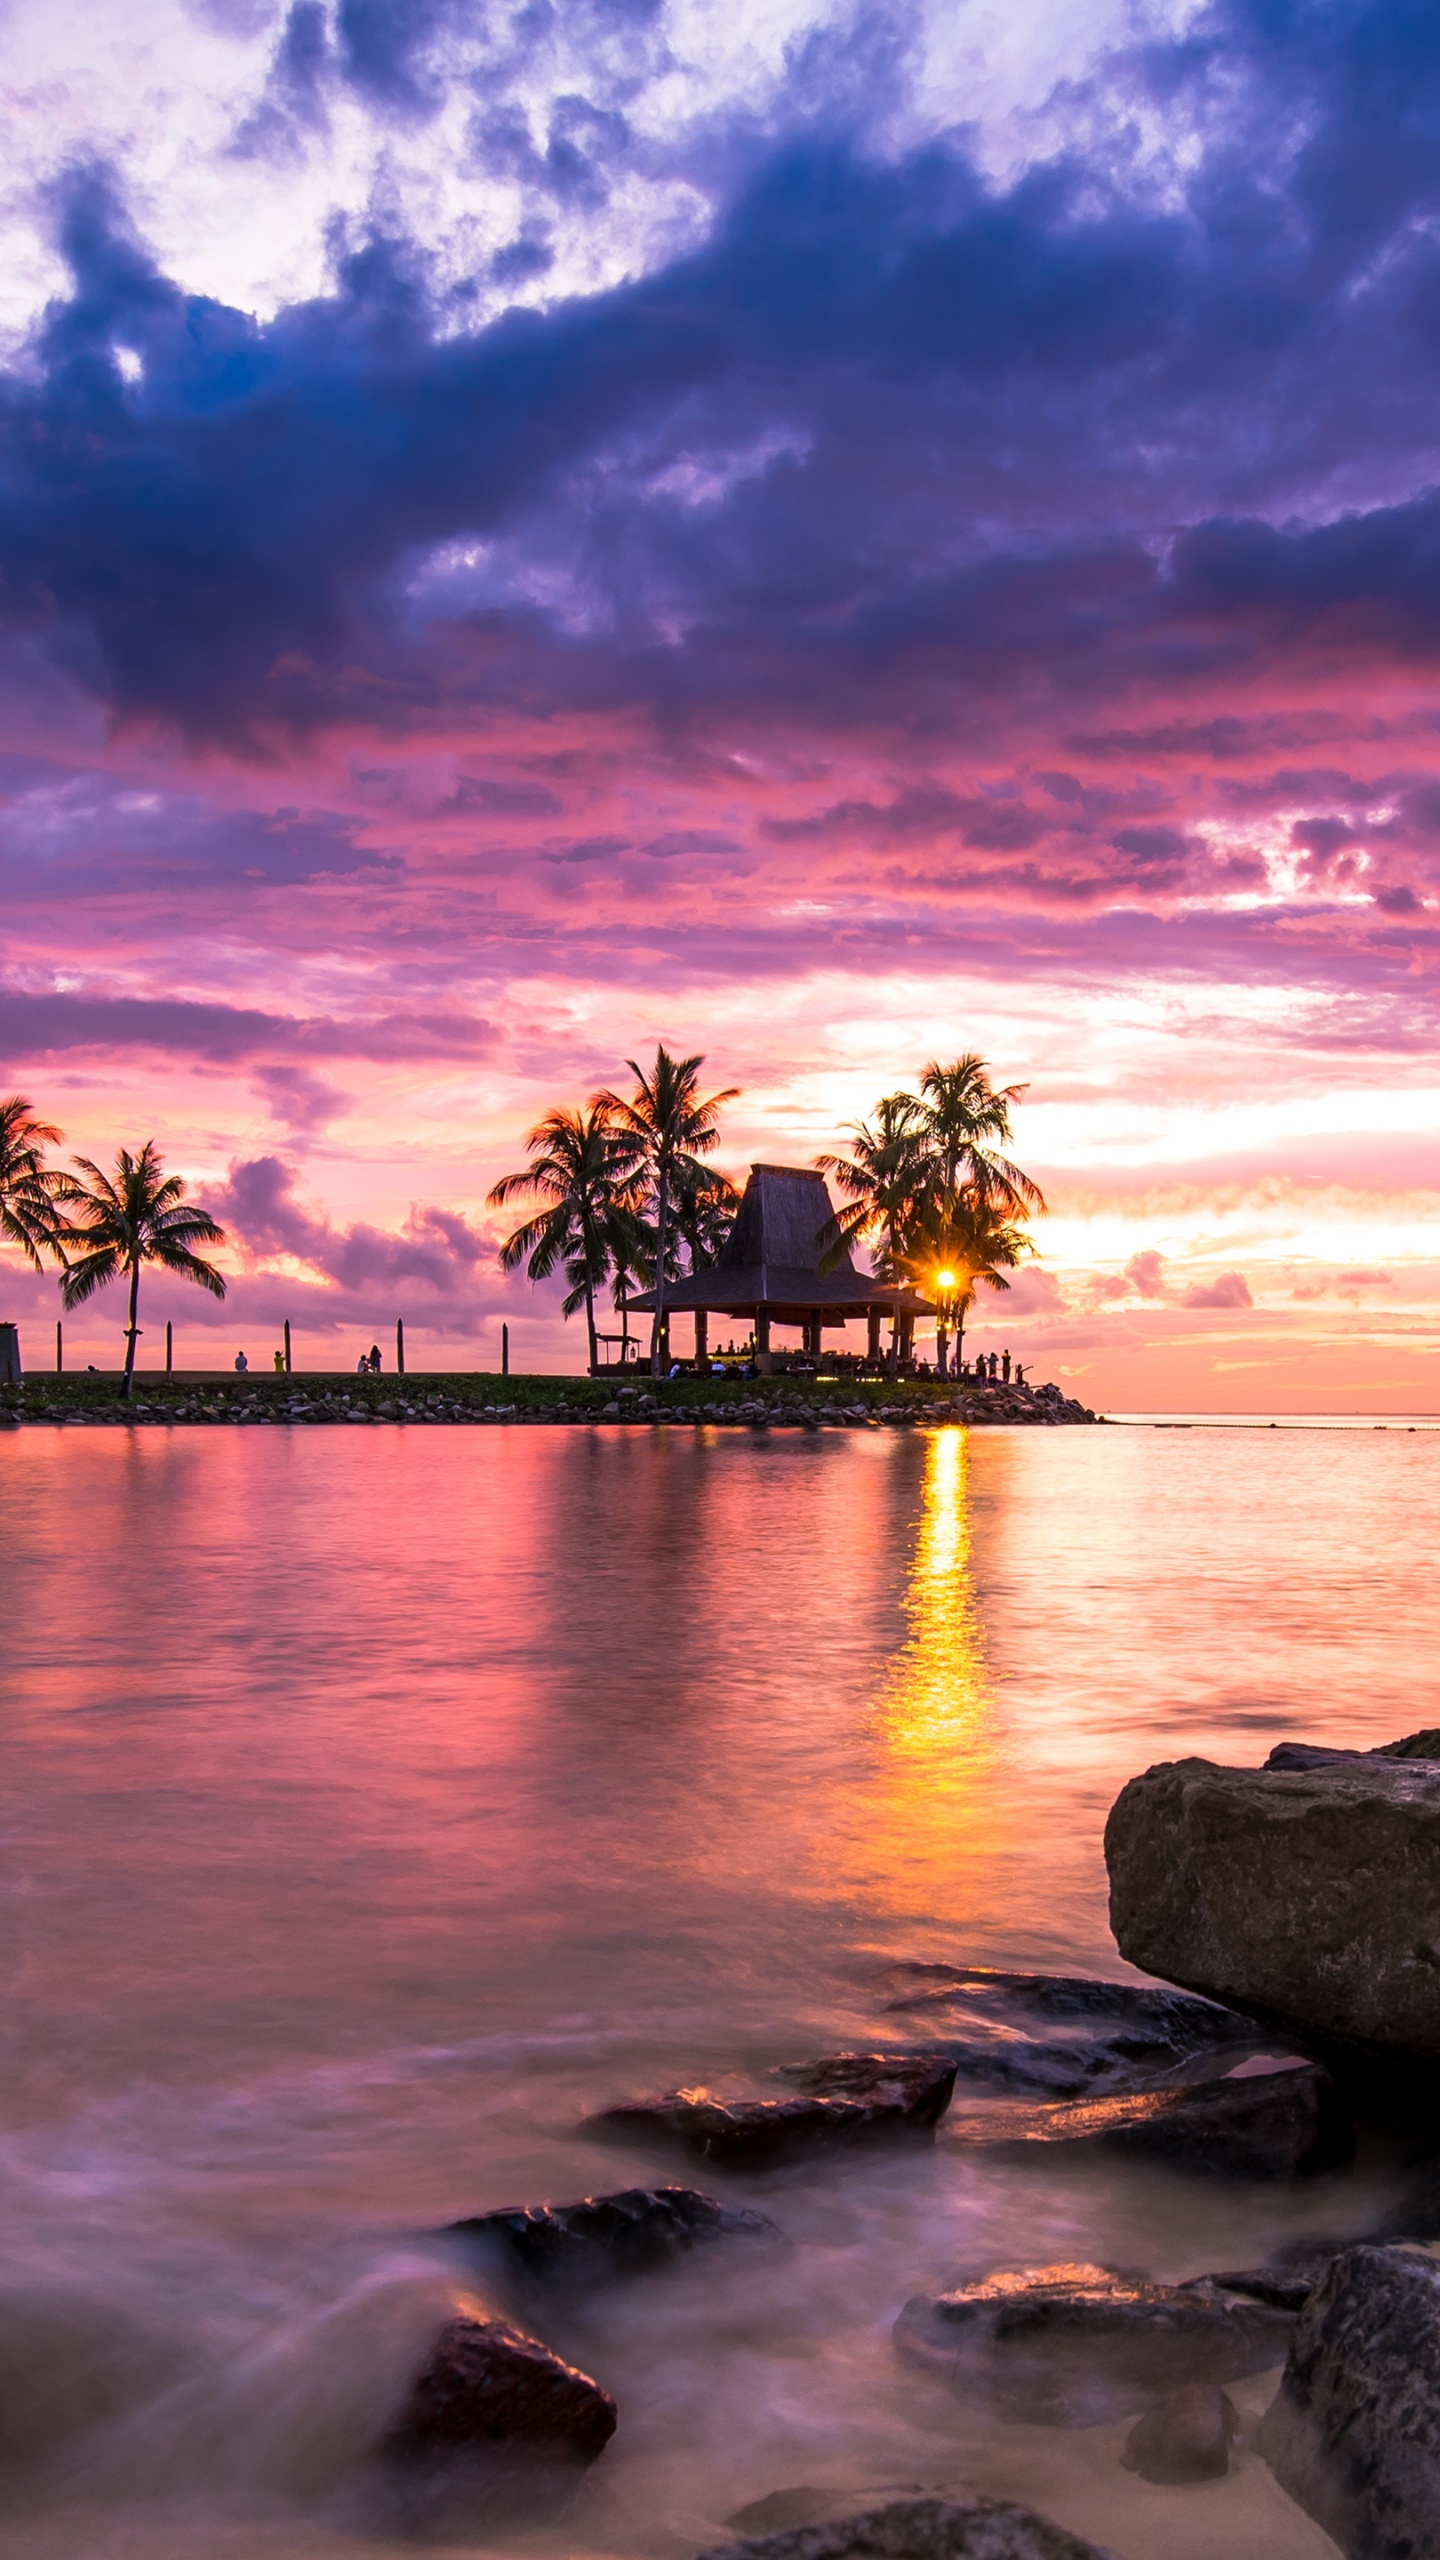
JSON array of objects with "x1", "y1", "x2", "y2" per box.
[{"x1": 0, "y1": 1371, "x2": 1099, "y2": 1427}]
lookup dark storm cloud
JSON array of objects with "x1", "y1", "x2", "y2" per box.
[
  {"x1": 0, "y1": 988, "x2": 493, "y2": 1064},
  {"x1": 0, "y1": 787, "x2": 386, "y2": 896},
  {"x1": 7, "y1": 2, "x2": 1440, "y2": 745}
]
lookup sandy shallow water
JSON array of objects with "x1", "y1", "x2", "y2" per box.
[{"x1": 5, "y1": 1417, "x2": 1437, "y2": 2556}]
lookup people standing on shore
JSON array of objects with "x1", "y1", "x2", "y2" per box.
[
  {"x1": 368, "y1": 1344, "x2": 382, "y2": 1373},
  {"x1": 1002, "y1": 1349, "x2": 1011, "y2": 1382},
  {"x1": 234, "y1": 1351, "x2": 248, "y2": 1373}
]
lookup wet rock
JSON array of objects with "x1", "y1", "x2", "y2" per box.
[
  {"x1": 696, "y1": 2494, "x2": 1116, "y2": 2560},
  {"x1": 589, "y1": 2055, "x2": 956, "y2": 2169},
  {"x1": 894, "y1": 2262, "x2": 1292, "y2": 2425},
  {"x1": 882, "y1": 1967, "x2": 1259, "y2": 2097},
  {"x1": 1199, "y1": 2251, "x2": 1343, "y2": 2314},
  {"x1": 1106, "y1": 1752, "x2": 1440, "y2": 2083},
  {"x1": 1266, "y1": 1730, "x2": 1440, "y2": 1772},
  {"x1": 379, "y1": 2312, "x2": 616, "y2": 2478},
  {"x1": 1258, "y1": 2244, "x2": 1440, "y2": 2558},
  {"x1": 725, "y1": 2487, "x2": 950, "y2": 2536},
  {"x1": 446, "y1": 2184, "x2": 776, "y2": 2287},
  {"x1": 1121, "y1": 2383, "x2": 1239, "y2": 2483},
  {"x1": 947, "y1": 2061, "x2": 1352, "y2": 2180}
]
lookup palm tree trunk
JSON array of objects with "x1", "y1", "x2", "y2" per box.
[
  {"x1": 651, "y1": 1167, "x2": 670, "y2": 1378},
  {"x1": 936, "y1": 1320, "x2": 949, "y2": 1380},
  {"x1": 122, "y1": 1254, "x2": 141, "y2": 1399},
  {"x1": 585, "y1": 1277, "x2": 598, "y2": 1376}
]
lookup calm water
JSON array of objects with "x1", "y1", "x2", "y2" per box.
[{"x1": 4, "y1": 1421, "x2": 1438, "y2": 2559}]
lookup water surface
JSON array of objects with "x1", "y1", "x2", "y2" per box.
[{"x1": 4, "y1": 1421, "x2": 1436, "y2": 2557}]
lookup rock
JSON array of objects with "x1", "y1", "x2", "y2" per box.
[
  {"x1": 882, "y1": 1967, "x2": 1259, "y2": 2097},
  {"x1": 1258, "y1": 2244, "x2": 1440, "y2": 2558},
  {"x1": 894, "y1": 2262, "x2": 1293, "y2": 2425},
  {"x1": 1105, "y1": 1751, "x2": 1440, "y2": 2078},
  {"x1": 379, "y1": 2312, "x2": 616, "y2": 2476},
  {"x1": 588, "y1": 2056, "x2": 956, "y2": 2169},
  {"x1": 947, "y1": 2061, "x2": 1352, "y2": 2180},
  {"x1": 1200, "y1": 2251, "x2": 1344, "y2": 2313},
  {"x1": 725, "y1": 2488, "x2": 951, "y2": 2536},
  {"x1": 1380, "y1": 1730, "x2": 1440, "y2": 1761},
  {"x1": 1121, "y1": 2383, "x2": 1238, "y2": 2483},
  {"x1": 445, "y1": 2184, "x2": 777, "y2": 2287},
  {"x1": 695, "y1": 2494, "x2": 1116, "y2": 2560}
]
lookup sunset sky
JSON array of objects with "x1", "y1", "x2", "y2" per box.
[{"x1": 3, "y1": 0, "x2": 1439, "y2": 1406}]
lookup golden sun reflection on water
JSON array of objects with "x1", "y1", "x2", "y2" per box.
[{"x1": 831, "y1": 1428, "x2": 1013, "y2": 1929}]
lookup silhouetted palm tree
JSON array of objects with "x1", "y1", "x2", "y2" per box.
[
  {"x1": 0, "y1": 1096, "x2": 74, "y2": 1270},
  {"x1": 916, "y1": 1057, "x2": 1046, "y2": 1221},
  {"x1": 672, "y1": 1161, "x2": 740, "y2": 1368},
  {"x1": 905, "y1": 1191, "x2": 1031, "y2": 1379},
  {"x1": 60, "y1": 1143, "x2": 226, "y2": 1398},
  {"x1": 489, "y1": 1102, "x2": 640, "y2": 1375},
  {"x1": 817, "y1": 1093, "x2": 929, "y2": 1281},
  {"x1": 598, "y1": 1048, "x2": 739, "y2": 1376}
]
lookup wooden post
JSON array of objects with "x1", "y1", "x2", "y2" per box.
[
  {"x1": 866, "y1": 1306, "x2": 881, "y2": 1364},
  {"x1": 56, "y1": 1318, "x2": 63, "y2": 1374},
  {"x1": 396, "y1": 1318, "x2": 404, "y2": 1376},
  {"x1": 502, "y1": 1322, "x2": 509, "y2": 1378},
  {"x1": 695, "y1": 1308, "x2": 708, "y2": 1368},
  {"x1": 284, "y1": 1319, "x2": 292, "y2": 1375},
  {"x1": 166, "y1": 1320, "x2": 173, "y2": 1374}
]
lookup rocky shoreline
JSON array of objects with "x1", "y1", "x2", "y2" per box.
[
  {"x1": 357, "y1": 1725, "x2": 1440, "y2": 2558},
  {"x1": 0, "y1": 1373, "x2": 1102, "y2": 1429}
]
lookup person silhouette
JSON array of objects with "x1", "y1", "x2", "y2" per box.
[
  {"x1": 273, "y1": 1349, "x2": 285, "y2": 1374},
  {"x1": 368, "y1": 1344, "x2": 382, "y2": 1374},
  {"x1": 234, "y1": 1352, "x2": 248, "y2": 1374},
  {"x1": 1002, "y1": 1349, "x2": 1011, "y2": 1383}
]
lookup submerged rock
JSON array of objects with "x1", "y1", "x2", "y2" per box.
[
  {"x1": 894, "y1": 2262, "x2": 1292, "y2": 2425},
  {"x1": 947, "y1": 2061, "x2": 1352, "y2": 2180},
  {"x1": 379, "y1": 2312, "x2": 616, "y2": 2481},
  {"x1": 1258, "y1": 2244, "x2": 1440, "y2": 2558},
  {"x1": 696, "y1": 2495, "x2": 1116, "y2": 2560},
  {"x1": 1121, "y1": 2383, "x2": 1239, "y2": 2483},
  {"x1": 446, "y1": 2185, "x2": 776, "y2": 2287},
  {"x1": 1105, "y1": 1751, "x2": 1440, "y2": 2079},
  {"x1": 589, "y1": 2056, "x2": 956, "y2": 2169},
  {"x1": 881, "y1": 1967, "x2": 1260, "y2": 2097}
]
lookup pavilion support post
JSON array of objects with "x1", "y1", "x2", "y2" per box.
[
  {"x1": 888, "y1": 1298, "x2": 899, "y2": 1378},
  {"x1": 755, "y1": 1306, "x2": 772, "y2": 1375},
  {"x1": 695, "y1": 1308, "x2": 709, "y2": 1368},
  {"x1": 866, "y1": 1306, "x2": 881, "y2": 1364},
  {"x1": 898, "y1": 1311, "x2": 915, "y2": 1370}
]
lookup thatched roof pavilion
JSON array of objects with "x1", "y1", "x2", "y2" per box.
[{"x1": 631, "y1": 1164, "x2": 929, "y2": 1364}]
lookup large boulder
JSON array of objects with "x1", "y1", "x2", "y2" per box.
[
  {"x1": 880, "y1": 1967, "x2": 1259, "y2": 2098},
  {"x1": 894, "y1": 2262, "x2": 1293, "y2": 2424},
  {"x1": 446, "y1": 2185, "x2": 776, "y2": 2287},
  {"x1": 695, "y1": 2496, "x2": 1116, "y2": 2560},
  {"x1": 1105, "y1": 1751, "x2": 1440, "y2": 2077},
  {"x1": 589, "y1": 2056, "x2": 956, "y2": 2169},
  {"x1": 379, "y1": 2312, "x2": 616, "y2": 2490},
  {"x1": 1257, "y1": 2244, "x2": 1440, "y2": 2558},
  {"x1": 946, "y1": 2061, "x2": 1352, "y2": 2180}
]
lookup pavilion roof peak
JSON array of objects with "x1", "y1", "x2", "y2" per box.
[{"x1": 719, "y1": 1163, "x2": 853, "y2": 1277}]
